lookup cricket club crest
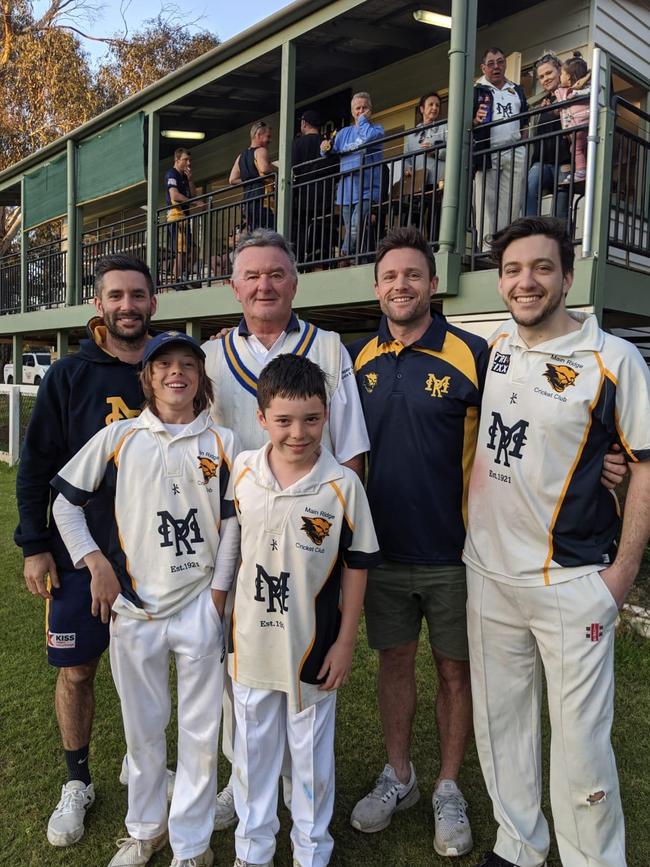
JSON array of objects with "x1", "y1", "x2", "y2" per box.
[
  {"x1": 543, "y1": 363, "x2": 579, "y2": 393},
  {"x1": 364, "y1": 372, "x2": 378, "y2": 394},
  {"x1": 198, "y1": 456, "x2": 219, "y2": 485},
  {"x1": 301, "y1": 516, "x2": 332, "y2": 546}
]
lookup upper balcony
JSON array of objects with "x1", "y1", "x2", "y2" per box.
[{"x1": 0, "y1": 0, "x2": 648, "y2": 352}]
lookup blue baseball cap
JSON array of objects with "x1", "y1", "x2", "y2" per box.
[{"x1": 143, "y1": 331, "x2": 206, "y2": 366}]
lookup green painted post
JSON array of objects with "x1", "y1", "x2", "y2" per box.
[
  {"x1": 185, "y1": 320, "x2": 202, "y2": 341},
  {"x1": 20, "y1": 178, "x2": 27, "y2": 315},
  {"x1": 276, "y1": 41, "x2": 297, "y2": 238},
  {"x1": 57, "y1": 330, "x2": 69, "y2": 359},
  {"x1": 66, "y1": 139, "x2": 78, "y2": 307},
  {"x1": 438, "y1": 0, "x2": 478, "y2": 256},
  {"x1": 147, "y1": 111, "x2": 161, "y2": 287}
]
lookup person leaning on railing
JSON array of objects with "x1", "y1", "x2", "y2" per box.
[
  {"x1": 524, "y1": 51, "x2": 571, "y2": 219},
  {"x1": 229, "y1": 120, "x2": 275, "y2": 233},
  {"x1": 321, "y1": 92, "x2": 384, "y2": 260}
]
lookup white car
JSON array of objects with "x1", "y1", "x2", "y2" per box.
[{"x1": 4, "y1": 352, "x2": 51, "y2": 385}]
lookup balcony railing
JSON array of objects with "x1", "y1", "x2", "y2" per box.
[
  {"x1": 608, "y1": 97, "x2": 650, "y2": 273},
  {"x1": 0, "y1": 252, "x2": 21, "y2": 315},
  {"x1": 155, "y1": 176, "x2": 276, "y2": 291},
  {"x1": 4, "y1": 96, "x2": 648, "y2": 311},
  {"x1": 467, "y1": 97, "x2": 591, "y2": 269},
  {"x1": 291, "y1": 124, "x2": 446, "y2": 270},
  {"x1": 81, "y1": 215, "x2": 148, "y2": 301},
  {"x1": 26, "y1": 240, "x2": 66, "y2": 310}
]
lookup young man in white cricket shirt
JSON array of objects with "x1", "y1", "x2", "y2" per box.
[
  {"x1": 51, "y1": 331, "x2": 240, "y2": 867},
  {"x1": 227, "y1": 353, "x2": 381, "y2": 867},
  {"x1": 464, "y1": 216, "x2": 650, "y2": 867}
]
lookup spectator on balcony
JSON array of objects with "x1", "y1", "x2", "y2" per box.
[
  {"x1": 322, "y1": 92, "x2": 384, "y2": 259},
  {"x1": 524, "y1": 51, "x2": 571, "y2": 219},
  {"x1": 292, "y1": 110, "x2": 338, "y2": 264},
  {"x1": 165, "y1": 148, "x2": 200, "y2": 286},
  {"x1": 555, "y1": 52, "x2": 591, "y2": 185},
  {"x1": 401, "y1": 91, "x2": 448, "y2": 239},
  {"x1": 404, "y1": 92, "x2": 447, "y2": 188},
  {"x1": 472, "y1": 48, "x2": 528, "y2": 250},
  {"x1": 229, "y1": 120, "x2": 274, "y2": 232}
]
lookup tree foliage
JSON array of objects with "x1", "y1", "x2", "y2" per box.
[
  {"x1": 95, "y1": 16, "x2": 219, "y2": 111},
  {"x1": 0, "y1": 2, "x2": 219, "y2": 172}
]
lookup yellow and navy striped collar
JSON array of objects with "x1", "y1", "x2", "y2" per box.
[
  {"x1": 224, "y1": 316, "x2": 318, "y2": 396},
  {"x1": 377, "y1": 313, "x2": 447, "y2": 352}
]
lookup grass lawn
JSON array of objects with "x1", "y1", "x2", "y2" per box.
[{"x1": 1, "y1": 461, "x2": 649, "y2": 866}]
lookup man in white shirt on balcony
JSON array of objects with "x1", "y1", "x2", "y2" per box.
[{"x1": 472, "y1": 48, "x2": 529, "y2": 251}]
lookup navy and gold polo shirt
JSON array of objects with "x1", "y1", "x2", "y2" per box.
[{"x1": 348, "y1": 314, "x2": 489, "y2": 565}]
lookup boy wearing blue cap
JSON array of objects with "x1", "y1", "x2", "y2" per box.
[{"x1": 51, "y1": 331, "x2": 240, "y2": 867}]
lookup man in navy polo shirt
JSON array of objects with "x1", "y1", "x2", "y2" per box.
[
  {"x1": 164, "y1": 147, "x2": 199, "y2": 285},
  {"x1": 348, "y1": 226, "x2": 489, "y2": 858}
]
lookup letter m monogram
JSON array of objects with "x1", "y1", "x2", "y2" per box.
[
  {"x1": 487, "y1": 412, "x2": 529, "y2": 467},
  {"x1": 157, "y1": 509, "x2": 205, "y2": 556}
]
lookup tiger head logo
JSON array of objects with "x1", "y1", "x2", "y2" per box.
[
  {"x1": 364, "y1": 373, "x2": 378, "y2": 394},
  {"x1": 543, "y1": 364, "x2": 579, "y2": 393},
  {"x1": 301, "y1": 516, "x2": 332, "y2": 546},
  {"x1": 198, "y1": 456, "x2": 219, "y2": 485}
]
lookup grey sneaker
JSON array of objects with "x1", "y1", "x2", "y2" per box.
[
  {"x1": 433, "y1": 779, "x2": 473, "y2": 856},
  {"x1": 233, "y1": 860, "x2": 274, "y2": 867},
  {"x1": 47, "y1": 780, "x2": 95, "y2": 846},
  {"x1": 350, "y1": 763, "x2": 420, "y2": 833},
  {"x1": 107, "y1": 830, "x2": 168, "y2": 866},
  {"x1": 119, "y1": 755, "x2": 176, "y2": 801},
  {"x1": 170, "y1": 848, "x2": 214, "y2": 867},
  {"x1": 215, "y1": 783, "x2": 237, "y2": 830}
]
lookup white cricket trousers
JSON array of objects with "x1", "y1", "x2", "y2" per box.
[
  {"x1": 232, "y1": 682, "x2": 336, "y2": 866},
  {"x1": 110, "y1": 588, "x2": 225, "y2": 860},
  {"x1": 466, "y1": 567, "x2": 626, "y2": 867},
  {"x1": 473, "y1": 145, "x2": 525, "y2": 250}
]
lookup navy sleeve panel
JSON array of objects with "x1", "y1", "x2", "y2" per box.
[
  {"x1": 632, "y1": 448, "x2": 650, "y2": 461},
  {"x1": 218, "y1": 454, "x2": 233, "y2": 519},
  {"x1": 552, "y1": 375, "x2": 620, "y2": 568},
  {"x1": 15, "y1": 360, "x2": 70, "y2": 556},
  {"x1": 50, "y1": 475, "x2": 95, "y2": 508},
  {"x1": 344, "y1": 549, "x2": 383, "y2": 570}
]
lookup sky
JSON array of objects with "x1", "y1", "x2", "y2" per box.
[{"x1": 34, "y1": 0, "x2": 290, "y2": 64}]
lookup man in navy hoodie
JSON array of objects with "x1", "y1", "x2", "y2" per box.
[{"x1": 15, "y1": 254, "x2": 157, "y2": 848}]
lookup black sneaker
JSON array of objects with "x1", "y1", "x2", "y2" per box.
[{"x1": 476, "y1": 853, "x2": 518, "y2": 867}]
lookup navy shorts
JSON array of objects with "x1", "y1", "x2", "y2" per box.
[{"x1": 46, "y1": 567, "x2": 110, "y2": 667}]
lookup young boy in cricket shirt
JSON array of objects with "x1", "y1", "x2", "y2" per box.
[
  {"x1": 51, "y1": 331, "x2": 240, "y2": 867},
  {"x1": 228, "y1": 353, "x2": 380, "y2": 867}
]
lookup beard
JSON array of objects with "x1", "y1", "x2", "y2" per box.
[
  {"x1": 509, "y1": 288, "x2": 565, "y2": 329},
  {"x1": 103, "y1": 310, "x2": 150, "y2": 344}
]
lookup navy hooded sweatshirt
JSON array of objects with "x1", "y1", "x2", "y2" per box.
[{"x1": 15, "y1": 318, "x2": 145, "y2": 571}]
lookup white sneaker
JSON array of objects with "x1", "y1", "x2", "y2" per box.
[
  {"x1": 170, "y1": 848, "x2": 214, "y2": 867},
  {"x1": 107, "y1": 830, "x2": 168, "y2": 866},
  {"x1": 350, "y1": 763, "x2": 420, "y2": 833},
  {"x1": 119, "y1": 755, "x2": 176, "y2": 801},
  {"x1": 432, "y1": 779, "x2": 473, "y2": 857},
  {"x1": 214, "y1": 783, "x2": 237, "y2": 830},
  {"x1": 47, "y1": 780, "x2": 95, "y2": 846}
]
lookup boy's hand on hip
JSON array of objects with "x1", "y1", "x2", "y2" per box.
[
  {"x1": 318, "y1": 639, "x2": 354, "y2": 690},
  {"x1": 84, "y1": 550, "x2": 121, "y2": 623}
]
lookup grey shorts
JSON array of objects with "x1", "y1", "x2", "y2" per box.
[{"x1": 364, "y1": 560, "x2": 468, "y2": 660}]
